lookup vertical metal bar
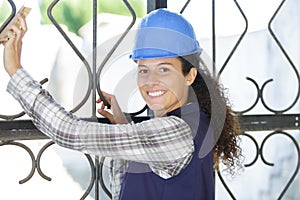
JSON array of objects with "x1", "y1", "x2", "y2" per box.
[
  {"x1": 147, "y1": 0, "x2": 154, "y2": 13},
  {"x1": 92, "y1": 1, "x2": 100, "y2": 200},
  {"x1": 211, "y1": 0, "x2": 217, "y2": 195},
  {"x1": 147, "y1": 0, "x2": 167, "y2": 13},
  {"x1": 95, "y1": 157, "x2": 100, "y2": 200},
  {"x1": 92, "y1": 0, "x2": 97, "y2": 119},
  {"x1": 212, "y1": 0, "x2": 216, "y2": 78}
]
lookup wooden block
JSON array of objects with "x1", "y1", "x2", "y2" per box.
[{"x1": 0, "y1": 6, "x2": 31, "y2": 41}]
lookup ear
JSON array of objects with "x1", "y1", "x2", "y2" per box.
[{"x1": 185, "y1": 68, "x2": 197, "y2": 86}]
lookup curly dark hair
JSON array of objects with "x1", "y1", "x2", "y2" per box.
[{"x1": 179, "y1": 55, "x2": 243, "y2": 175}]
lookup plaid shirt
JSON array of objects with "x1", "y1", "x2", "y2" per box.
[{"x1": 7, "y1": 68, "x2": 194, "y2": 200}]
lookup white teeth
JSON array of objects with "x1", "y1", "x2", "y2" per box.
[{"x1": 148, "y1": 91, "x2": 165, "y2": 97}]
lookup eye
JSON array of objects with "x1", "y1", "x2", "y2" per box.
[
  {"x1": 138, "y1": 68, "x2": 148, "y2": 75},
  {"x1": 159, "y1": 67, "x2": 170, "y2": 73}
]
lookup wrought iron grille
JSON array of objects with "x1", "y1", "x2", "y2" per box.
[{"x1": 0, "y1": 0, "x2": 299, "y2": 199}]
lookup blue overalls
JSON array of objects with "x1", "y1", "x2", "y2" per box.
[{"x1": 119, "y1": 103, "x2": 214, "y2": 200}]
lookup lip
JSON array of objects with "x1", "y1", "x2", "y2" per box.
[{"x1": 147, "y1": 90, "x2": 167, "y2": 97}]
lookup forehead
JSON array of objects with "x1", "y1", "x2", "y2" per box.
[{"x1": 137, "y1": 57, "x2": 182, "y2": 67}]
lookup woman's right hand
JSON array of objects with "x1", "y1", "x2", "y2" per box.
[
  {"x1": 1, "y1": 14, "x2": 27, "y2": 77},
  {"x1": 97, "y1": 91, "x2": 128, "y2": 124}
]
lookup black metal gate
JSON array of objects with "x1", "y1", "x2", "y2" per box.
[{"x1": 0, "y1": 0, "x2": 299, "y2": 199}]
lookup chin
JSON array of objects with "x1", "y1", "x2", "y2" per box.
[{"x1": 148, "y1": 104, "x2": 167, "y2": 114}]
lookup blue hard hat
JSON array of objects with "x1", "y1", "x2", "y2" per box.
[{"x1": 130, "y1": 8, "x2": 202, "y2": 60}]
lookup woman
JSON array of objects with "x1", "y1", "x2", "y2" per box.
[{"x1": 2, "y1": 8, "x2": 241, "y2": 200}]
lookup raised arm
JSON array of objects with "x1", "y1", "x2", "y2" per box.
[{"x1": 1, "y1": 14, "x2": 27, "y2": 76}]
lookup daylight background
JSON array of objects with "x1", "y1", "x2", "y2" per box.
[{"x1": 0, "y1": 0, "x2": 299, "y2": 199}]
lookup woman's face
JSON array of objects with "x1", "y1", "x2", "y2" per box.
[{"x1": 137, "y1": 57, "x2": 196, "y2": 117}]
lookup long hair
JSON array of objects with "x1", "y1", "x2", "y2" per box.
[{"x1": 179, "y1": 55, "x2": 243, "y2": 175}]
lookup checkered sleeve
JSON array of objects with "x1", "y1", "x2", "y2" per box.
[{"x1": 7, "y1": 68, "x2": 194, "y2": 173}]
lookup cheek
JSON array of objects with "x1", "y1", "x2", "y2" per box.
[
  {"x1": 165, "y1": 77, "x2": 188, "y2": 97},
  {"x1": 137, "y1": 76, "x2": 146, "y2": 88},
  {"x1": 137, "y1": 80, "x2": 146, "y2": 96},
  {"x1": 163, "y1": 74, "x2": 186, "y2": 89}
]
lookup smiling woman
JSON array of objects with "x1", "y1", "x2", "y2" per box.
[
  {"x1": 1, "y1": 8, "x2": 242, "y2": 200},
  {"x1": 137, "y1": 57, "x2": 197, "y2": 117}
]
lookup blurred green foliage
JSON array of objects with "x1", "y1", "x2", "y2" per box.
[
  {"x1": 0, "y1": 2, "x2": 11, "y2": 25},
  {"x1": 39, "y1": 0, "x2": 146, "y2": 34},
  {"x1": 0, "y1": 0, "x2": 146, "y2": 34}
]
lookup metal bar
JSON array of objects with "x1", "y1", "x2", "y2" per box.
[
  {"x1": 180, "y1": 0, "x2": 191, "y2": 13},
  {"x1": 217, "y1": 0, "x2": 248, "y2": 78},
  {"x1": 92, "y1": 0, "x2": 97, "y2": 119},
  {"x1": 95, "y1": 156, "x2": 100, "y2": 200},
  {"x1": 0, "y1": 114, "x2": 299, "y2": 142},
  {"x1": 96, "y1": 0, "x2": 137, "y2": 109},
  {"x1": 212, "y1": 0, "x2": 216, "y2": 78},
  {"x1": 266, "y1": 0, "x2": 300, "y2": 113},
  {"x1": 47, "y1": 0, "x2": 92, "y2": 114},
  {"x1": 0, "y1": 120, "x2": 48, "y2": 141},
  {"x1": 147, "y1": 0, "x2": 167, "y2": 13},
  {"x1": 92, "y1": 1, "x2": 100, "y2": 197},
  {"x1": 237, "y1": 114, "x2": 300, "y2": 131},
  {"x1": 0, "y1": 0, "x2": 16, "y2": 33}
]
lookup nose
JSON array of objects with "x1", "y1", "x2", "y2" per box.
[{"x1": 146, "y1": 71, "x2": 160, "y2": 85}]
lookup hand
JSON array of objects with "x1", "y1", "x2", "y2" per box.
[
  {"x1": 1, "y1": 14, "x2": 27, "y2": 76},
  {"x1": 97, "y1": 91, "x2": 128, "y2": 124}
]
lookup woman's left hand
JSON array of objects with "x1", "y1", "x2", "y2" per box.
[{"x1": 97, "y1": 91, "x2": 128, "y2": 124}]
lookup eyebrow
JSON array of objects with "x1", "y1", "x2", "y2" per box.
[{"x1": 137, "y1": 62, "x2": 173, "y2": 68}]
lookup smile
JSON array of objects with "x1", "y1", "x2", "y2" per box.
[{"x1": 147, "y1": 90, "x2": 166, "y2": 97}]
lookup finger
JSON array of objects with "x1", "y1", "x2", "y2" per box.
[
  {"x1": 96, "y1": 98, "x2": 106, "y2": 104},
  {"x1": 0, "y1": 37, "x2": 9, "y2": 43},
  {"x1": 0, "y1": 25, "x2": 20, "y2": 44},
  {"x1": 96, "y1": 98, "x2": 101, "y2": 103},
  {"x1": 17, "y1": 14, "x2": 27, "y2": 33},
  {"x1": 10, "y1": 23, "x2": 23, "y2": 36},
  {"x1": 100, "y1": 91, "x2": 112, "y2": 101},
  {"x1": 4, "y1": 27, "x2": 20, "y2": 43},
  {"x1": 5, "y1": 30, "x2": 16, "y2": 43},
  {"x1": 97, "y1": 109, "x2": 115, "y2": 124},
  {"x1": 101, "y1": 103, "x2": 106, "y2": 110},
  {"x1": 100, "y1": 90, "x2": 109, "y2": 96},
  {"x1": 97, "y1": 95, "x2": 112, "y2": 108},
  {"x1": 96, "y1": 99, "x2": 106, "y2": 110}
]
